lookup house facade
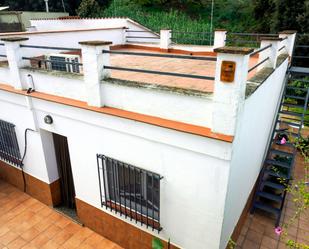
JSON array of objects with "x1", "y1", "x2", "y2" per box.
[{"x1": 0, "y1": 18, "x2": 296, "y2": 249}]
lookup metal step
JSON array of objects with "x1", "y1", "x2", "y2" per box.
[
  {"x1": 253, "y1": 202, "x2": 281, "y2": 215},
  {"x1": 269, "y1": 149, "x2": 294, "y2": 158},
  {"x1": 284, "y1": 94, "x2": 306, "y2": 100},
  {"x1": 263, "y1": 180, "x2": 285, "y2": 190},
  {"x1": 279, "y1": 110, "x2": 303, "y2": 117},
  {"x1": 272, "y1": 139, "x2": 295, "y2": 148},
  {"x1": 277, "y1": 120, "x2": 301, "y2": 127},
  {"x1": 257, "y1": 191, "x2": 283, "y2": 202},
  {"x1": 286, "y1": 86, "x2": 308, "y2": 91},
  {"x1": 265, "y1": 159, "x2": 291, "y2": 169},
  {"x1": 282, "y1": 102, "x2": 306, "y2": 109},
  {"x1": 274, "y1": 129, "x2": 299, "y2": 137},
  {"x1": 265, "y1": 169, "x2": 289, "y2": 179}
]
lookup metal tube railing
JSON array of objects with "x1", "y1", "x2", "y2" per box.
[
  {"x1": 225, "y1": 39, "x2": 259, "y2": 44},
  {"x1": 279, "y1": 46, "x2": 286, "y2": 52},
  {"x1": 104, "y1": 65, "x2": 215, "y2": 81},
  {"x1": 172, "y1": 31, "x2": 212, "y2": 34},
  {"x1": 20, "y1": 44, "x2": 80, "y2": 51},
  {"x1": 250, "y1": 44, "x2": 272, "y2": 57},
  {"x1": 0, "y1": 43, "x2": 4, "y2": 46},
  {"x1": 248, "y1": 57, "x2": 269, "y2": 73},
  {"x1": 22, "y1": 57, "x2": 83, "y2": 66},
  {"x1": 0, "y1": 54, "x2": 7, "y2": 58},
  {"x1": 295, "y1": 45, "x2": 309, "y2": 48},
  {"x1": 126, "y1": 36, "x2": 160, "y2": 39},
  {"x1": 103, "y1": 50, "x2": 217, "y2": 61},
  {"x1": 227, "y1": 32, "x2": 278, "y2": 37}
]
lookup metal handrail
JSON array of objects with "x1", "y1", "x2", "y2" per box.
[
  {"x1": 125, "y1": 30, "x2": 157, "y2": 33},
  {"x1": 104, "y1": 65, "x2": 215, "y2": 81},
  {"x1": 0, "y1": 54, "x2": 7, "y2": 58},
  {"x1": 225, "y1": 39, "x2": 259, "y2": 44},
  {"x1": 0, "y1": 43, "x2": 4, "y2": 46},
  {"x1": 20, "y1": 44, "x2": 80, "y2": 51},
  {"x1": 279, "y1": 46, "x2": 286, "y2": 52},
  {"x1": 172, "y1": 31, "x2": 212, "y2": 34},
  {"x1": 103, "y1": 50, "x2": 217, "y2": 61},
  {"x1": 22, "y1": 57, "x2": 83, "y2": 66},
  {"x1": 227, "y1": 32, "x2": 278, "y2": 37},
  {"x1": 126, "y1": 36, "x2": 160, "y2": 39},
  {"x1": 250, "y1": 44, "x2": 272, "y2": 57},
  {"x1": 248, "y1": 57, "x2": 269, "y2": 72},
  {"x1": 281, "y1": 37, "x2": 288, "y2": 41},
  {"x1": 295, "y1": 45, "x2": 309, "y2": 48},
  {"x1": 293, "y1": 56, "x2": 309, "y2": 59}
]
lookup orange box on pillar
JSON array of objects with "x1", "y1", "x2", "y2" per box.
[{"x1": 220, "y1": 61, "x2": 236, "y2": 82}]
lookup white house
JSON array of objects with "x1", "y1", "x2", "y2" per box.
[{"x1": 0, "y1": 17, "x2": 297, "y2": 249}]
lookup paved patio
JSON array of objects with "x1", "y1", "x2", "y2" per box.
[
  {"x1": 236, "y1": 150, "x2": 309, "y2": 249},
  {"x1": 110, "y1": 49, "x2": 259, "y2": 93},
  {"x1": 0, "y1": 180, "x2": 122, "y2": 249}
]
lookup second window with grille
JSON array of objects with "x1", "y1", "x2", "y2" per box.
[{"x1": 97, "y1": 154, "x2": 162, "y2": 231}]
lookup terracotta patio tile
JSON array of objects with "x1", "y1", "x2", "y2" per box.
[
  {"x1": 20, "y1": 227, "x2": 41, "y2": 241},
  {"x1": 246, "y1": 229, "x2": 264, "y2": 244},
  {"x1": 54, "y1": 216, "x2": 71, "y2": 229},
  {"x1": 242, "y1": 239, "x2": 260, "y2": 249},
  {"x1": 41, "y1": 240, "x2": 60, "y2": 249},
  {"x1": 0, "y1": 231, "x2": 19, "y2": 245},
  {"x1": 41, "y1": 224, "x2": 62, "y2": 239},
  {"x1": 29, "y1": 234, "x2": 50, "y2": 248},
  {"x1": 7, "y1": 237, "x2": 27, "y2": 249},
  {"x1": 261, "y1": 236, "x2": 279, "y2": 249},
  {"x1": 33, "y1": 219, "x2": 52, "y2": 233},
  {"x1": 236, "y1": 234, "x2": 245, "y2": 246}
]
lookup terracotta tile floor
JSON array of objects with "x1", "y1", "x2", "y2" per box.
[
  {"x1": 110, "y1": 49, "x2": 258, "y2": 93},
  {"x1": 0, "y1": 180, "x2": 123, "y2": 249},
  {"x1": 236, "y1": 139, "x2": 309, "y2": 248}
]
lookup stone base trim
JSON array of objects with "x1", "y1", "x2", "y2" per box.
[
  {"x1": 76, "y1": 198, "x2": 179, "y2": 249},
  {"x1": 0, "y1": 160, "x2": 61, "y2": 206}
]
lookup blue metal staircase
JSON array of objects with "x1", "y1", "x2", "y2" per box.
[{"x1": 250, "y1": 69, "x2": 309, "y2": 226}]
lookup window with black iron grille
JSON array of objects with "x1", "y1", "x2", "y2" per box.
[
  {"x1": 97, "y1": 154, "x2": 162, "y2": 232},
  {"x1": 0, "y1": 119, "x2": 21, "y2": 166}
]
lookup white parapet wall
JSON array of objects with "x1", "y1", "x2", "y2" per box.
[{"x1": 219, "y1": 56, "x2": 289, "y2": 249}]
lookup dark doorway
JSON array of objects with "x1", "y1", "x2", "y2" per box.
[{"x1": 52, "y1": 133, "x2": 76, "y2": 214}]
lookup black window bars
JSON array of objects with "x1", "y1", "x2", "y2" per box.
[
  {"x1": 0, "y1": 119, "x2": 22, "y2": 167},
  {"x1": 97, "y1": 154, "x2": 162, "y2": 232},
  {"x1": 102, "y1": 50, "x2": 216, "y2": 81}
]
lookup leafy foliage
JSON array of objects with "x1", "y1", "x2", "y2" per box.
[
  {"x1": 152, "y1": 238, "x2": 164, "y2": 249},
  {"x1": 76, "y1": 0, "x2": 101, "y2": 17}
]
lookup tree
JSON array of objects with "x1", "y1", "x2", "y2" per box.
[
  {"x1": 253, "y1": 0, "x2": 276, "y2": 32},
  {"x1": 76, "y1": 0, "x2": 101, "y2": 17}
]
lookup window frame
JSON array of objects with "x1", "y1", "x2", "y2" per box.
[
  {"x1": 0, "y1": 119, "x2": 22, "y2": 166},
  {"x1": 97, "y1": 154, "x2": 162, "y2": 232}
]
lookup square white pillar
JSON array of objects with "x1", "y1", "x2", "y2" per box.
[
  {"x1": 2, "y1": 37, "x2": 29, "y2": 90},
  {"x1": 279, "y1": 30, "x2": 297, "y2": 57},
  {"x1": 160, "y1": 30, "x2": 172, "y2": 51},
  {"x1": 212, "y1": 47, "x2": 253, "y2": 135},
  {"x1": 259, "y1": 37, "x2": 282, "y2": 69},
  {"x1": 79, "y1": 40, "x2": 112, "y2": 107},
  {"x1": 214, "y1": 29, "x2": 227, "y2": 49}
]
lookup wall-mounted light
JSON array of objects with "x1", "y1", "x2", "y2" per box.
[{"x1": 44, "y1": 115, "x2": 53, "y2": 124}]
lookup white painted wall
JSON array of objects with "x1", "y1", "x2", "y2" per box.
[
  {"x1": 0, "y1": 88, "x2": 232, "y2": 249},
  {"x1": 30, "y1": 18, "x2": 160, "y2": 44},
  {"x1": 0, "y1": 91, "x2": 51, "y2": 183},
  {"x1": 0, "y1": 28, "x2": 125, "y2": 59},
  {"x1": 102, "y1": 82, "x2": 213, "y2": 127},
  {"x1": 219, "y1": 58, "x2": 289, "y2": 249},
  {"x1": 20, "y1": 68, "x2": 86, "y2": 101},
  {"x1": 0, "y1": 67, "x2": 10, "y2": 85}
]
